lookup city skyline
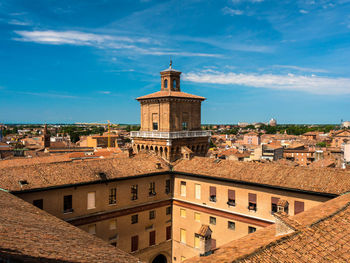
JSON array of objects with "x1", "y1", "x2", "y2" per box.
[{"x1": 1, "y1": 0, "x2": 350, "y2": 124}]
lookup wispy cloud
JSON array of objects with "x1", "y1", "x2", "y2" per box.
[
  {"x1": 299, "y1": 9, "x2": 309, "y2": 14},
  {"x1": 183, "y1": 71, "x2": 350, "y2": 95},
  {"x1": 8, "y1": 19, "x2": 31, "y2": 26},
  {"x1": 222, "y1": 7, "x2": 244, "y2": 16},
  {"x1": 19, "y1": 91, "x2": 79, "y2": 99},
  {"x1": 13, "y1": 30, "x2": 219, "y2": 58},
  {"x1": 98, "y1": 91, "x2": 111, "y2": 94},
  {"x1": 273, "y1": 65, "x2": 328, "y2": 73}
]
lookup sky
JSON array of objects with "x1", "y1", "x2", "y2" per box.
[{"x1": 1, "y1": 0, "x2": 350, "y2": 124}]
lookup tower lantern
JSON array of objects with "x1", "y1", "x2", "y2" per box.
[{"x1": 131, "y1": 63, "x2": 210, "y2": 161}]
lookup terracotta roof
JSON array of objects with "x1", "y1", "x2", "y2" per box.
[
  {"x1": 173, "y1": 157, "x2": 350, "y2": 195},
  {"x1": 309, "y1": 159, "x2": 336, "y2": 168},
  {"x1": 0, "y1": 155, "x2": 72, "y2": 169},
  {"x1": 0, "y1": 152, "x2": 169, "y2": 192},
  {"x1": 136, "y1": 91, "x2": 205, "y2": 100},
  {"x1": 185, "y1": 193, "x2": 350, "y2": 263},
  {"x1": 196, "y1": 225, "x2": 211, "y2": 237},
  {"x1": 0, "y1": 190, "x2": 139, "y2": 263}
]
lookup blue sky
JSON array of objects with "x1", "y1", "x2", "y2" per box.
[{"x1": 1, "y1": 0, "x2": 350, "y2": 124}]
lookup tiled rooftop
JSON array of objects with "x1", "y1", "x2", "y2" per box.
[
  {"x1": 173, "y1": 157, "x2": 350, "y2": 195},
  {"x1": 185, "y1": 193, "x2": 350, "y2": 263},
  {"x1": 0, "y1": 153, "x2": 169, "y2": 192},
  {"x1": 0, "y1": 190, "x2": 140, "y2": 263}
]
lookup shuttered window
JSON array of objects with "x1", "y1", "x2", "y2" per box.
[
  {"x1": 180, "y1": 181, "x2": 186, "y2": 197},
  {"x1": 209, "y1": 186, "x2": 217, "y2": 202},
  {"x1": 194, "y1": 234, "x2": 200, "y2": 248},
  {"x1": 194, "y1": 212, "x2": 200, "y2": 222},
  {"x1": 180, "y1": 208, "x2": 186, "y2": 218},
  {"x1": 228, "y1": 190, "x2": 235, "y2": 206},
  {"x1": 149, "y1": 231, "x2": 156, "y2": 246},
  {"x1": 271, "y1": 197, "x2": 280, "y2": 213},
  {"x1": 248, "y1": 193, "x2": 257, "y2": 211},
  {"x1": 211, "y1": 239, "x2": 216, "y2": 249},
  {"x1": 131, "y1": 235, "x2": 138, "y2": 252},
  {"x1": 294, "y1": 201, "x2": 304, "y2": 215},
  {"x1": 195, "y1": 184, "x2": 201, "y2": 199},
  {"x1": 87, "y1": 192, "x2": 96, "y2": 210},
  {"x1": 166, "y1": 226, "x2": 171, "y2": 240},
  {"x1": 180, "y1": 229, "x2": 186, "y2": 244}
]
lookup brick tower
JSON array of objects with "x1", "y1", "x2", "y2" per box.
[
  {"x1": 131, "y1": 62, "x2": 210, "y2": 161},
  {"x1": 42, "y1": 124, "x2": 51, "y2": 148}
]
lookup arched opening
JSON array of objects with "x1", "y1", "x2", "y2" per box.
[
  {"x1": 137, "y1": 145, "x2": 140, "y2": 152},
  {"x1": 173, "y1": 79, "x2": 177, "y2": 90},
  {"x1": 146, "y1": 146, "x2": 149, "y2": 150},
  {"x1": 155, "y1": 146, "x2": 158, "y2": 154},
  {"x1": 152, "y1": 254, "x2": 167, "y2": 263},
  {"x1": 164, "y1": 79, "x2": 168, "y2": 89},
  {"x1": 160, "y1": 147, "x2": 163, "y2": 157},
  {"x1": 141, "y1": 145, "x2": 145, "y2": 150},
  {"x1": 150, "y1": 146, "x2": 154, "y2": 151},
  {"x1": 196, "y1": 145, "x2": 200, "y2": 153}
]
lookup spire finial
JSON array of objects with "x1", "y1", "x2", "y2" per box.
[{"x1": 169, "y1": 56, "x2": 172, "y2": 69}]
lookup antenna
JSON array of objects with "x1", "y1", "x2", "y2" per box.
[{"x1": 169, "y1": 56, "x2": 172, "y2": 68}]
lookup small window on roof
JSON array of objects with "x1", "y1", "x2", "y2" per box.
[
  {"x1": 19, "y1": 180, "x2": 28, "y2": 186},
  {"x1": 98, "y1": 172, "x2": 107, "y2": 180}
]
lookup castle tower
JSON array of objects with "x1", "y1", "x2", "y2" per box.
[
  {"x1": 131, "y1": 62, "x2": 210, "y2": 161},
  {"x1": 42, "y1": 124, "x2": 50, "y2": 148}
]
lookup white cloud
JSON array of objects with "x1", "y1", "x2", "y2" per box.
[
  {"x1": 98, "y1": 91, "x2": 111, "y2": 94},
  {"x1": 222, "y1": 7, "x2": 243, "y2": 16},
  {"x1": 273, "y1": 65, "x2": 328, "y2": 73},
  {"x1": 13, "y1": 30, "x2": 220, "y2": 58},
  {"x1": 183, "y1": 71, "x2": 350, "y2": 95},
  {"x1": 299, "y1": 9, "x2": 309, "y2": 14}
]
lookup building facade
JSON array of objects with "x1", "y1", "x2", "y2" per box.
[{"x1": 131, "y1": 63, "x2": 210, "y2": 161}]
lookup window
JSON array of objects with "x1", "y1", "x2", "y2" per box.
[
  {"x1": 173, "y1": 79, "x2": 177, "y2": 90},
  {"x1": 63, "y1": 195, "x2": 73, "y2": 213},
  {"x1": 248, "y1": 226, "x2": 256, "y2": 234},
  {"x1": 149, "y1": 210, "x2": 155, "y2": 220},
  {"x1": 248, "y1": 193, "x2": 257, "y2": 211},
  {"x1": 209, "y1": 216, "x2": 216, "y2": 225},
  {"x1": 194, "y1": 234, "x2": 200, "y2": 249},
  {"x1": 294, "y1": 201, "x2": 304, "y2": 215},
  {"x1": 166, "y1": 206, "x2": 171, "y2": 215},
  {"x1": 194, "y1": 212, "x2": 201, "y2": 222},
  {"x1": 195, "y1": 184, "x2": 201, "y2": 199},
  {"x1": 109, "y1": 188, "x2": 117, "y2": 205},
  {"x1": 149, "y1": 182, "x2": 156, "y2": 196},
  {"x1": 165, "y1": 179, "x2": 171, "y2": 194},
  {"x1": 149, "y1": 230, "x2": 156, "y2": 246},
  {"x1": 109, "y1": 220, "x2": 117, "y2": 230},
  {"x1": 131, "y1": 185, "x2": 138, "y2": 200},
  {"x1": 33, "y1": 199, "x2": 43, "y2": 209},
  {"x1": 88, "y1": 224, "x2": 96, "y2": 235},
  {"x1": 180, "y1": 208, "x2": 186, "y2": 218},
  {"x1": 228, "y1": 221, "x2": 235, "y2": 230},
  {"x1": 182, "y1": 122, "x2": 188, "y2": 130},
  {"x1": 87, "y1": 192, "x2": 96, "y2": 210},
  {"x1": 271, "y1": 197, "x2": 280, "y2": 213},
  {"x1": 153, "y1": 122, "x2": 158, "y2": 130},
  {"x1": 111, "y1": 242, "x2": 117, "y2": 247},
  {"x1": 227, "y1": 189, "x2": 236, "y2": 206},
  {"x1": 131, "y1": 214, "x2": 138, "y2": 224},
  {"x1": 209, "y1": 186, "x2": 216, "y2": 202},
  {"x1": 166, "y1": 226, "x2": 171, "y2": 240},
  {"x1": 131, "y1": 235, "x2": 138, "y2": 252},
  {"x1": 180, "y1": 229, "x2": 186, "y2": 244},
  {"x1": 180, "y1": 181, "x2": 186, "y2": 197},
  {"x1": 164, "y1": 79, "x2": 168, "y2": 89}
]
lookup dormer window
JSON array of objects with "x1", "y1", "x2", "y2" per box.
[{"x1": 164, "y1": 79, "x2": 168, "y2": 89}]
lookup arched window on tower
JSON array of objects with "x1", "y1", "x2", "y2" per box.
[
  {"x1": 173, "y1": 79, "x2": 177, "y2": 90},
  {"x1": 164, "y1": 79, "x2": 168, "y2": 89}
]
